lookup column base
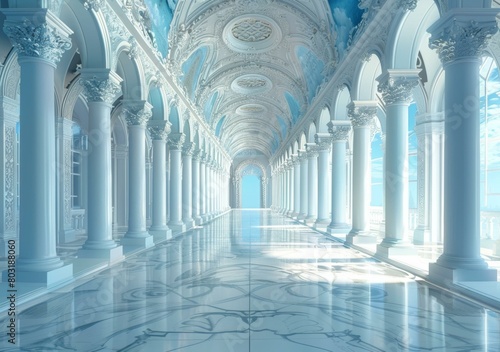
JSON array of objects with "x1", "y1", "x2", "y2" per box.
[
  {"x1": 121, "y1": 232, "x2": 154, "y2": 249},
  {"x1": 194, "y1": 216, "x2": 203, "y2": 225},
  {"x1": 413, "y1": 226, "x2": 432, "y2": 245},
  {"x1": 346, "y1": 230, "x2": 378, "y2": 245},
  {"x1": 183, "y1": 219, "x2": 195, "y2": 230},
  {"x1": 376, "y1": 241, "x2": 417, "y2": 258},
  {"x1": 170, "y1": 224, "x2": 187, "y2": 235},
  {"x1": 326, "y1": 224, "x2": 351, "y2": 235},
  {"x1": 291, "y1": 212, "x2": 300, "y2": 218},
  {"x1": 3, "y1": 263, "x2": 73, "y2": 286},
  {"x1": 77, "y1": 246, "x2": 124, "y2": 263},
  {"x1": 297, "y1": 213, "x2": 307, "y2": 220},
  {"x1": 313, "y1": 219, "x2": 330, "y2": 230},
  {"x1": 149, "y1": 227, "x2": 173, "y2": 243},
  {"x1": 429, "y1": 262, "x2": 497, "y2": 283}
]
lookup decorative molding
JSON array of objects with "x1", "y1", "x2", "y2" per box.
[
  {"x1": 4, "y1": 126, "x2": 15, "y2": 232},
  {"x1": 327, "y1": 121, "x2": 351, "y2": 141},
  {"x1": 182, "y1": 142, "x2": 196, "y2": 156},
  {"x1": 83, "y1": 0, "x2": 104, "y2": 11},
  {"x1": 80, "y1": 71, "x2": 122, "y2": 104},
  {"x1": 314, "y1": 133, "x2": 333, "y2": 151},
  {"x1": 168, "y1": 133, "x2": 186, "y2": 150},
  {"x1": 123, "y1": 100, "x2": 152, "y2": 126},
  {"x1": 3, "y1": 11, "x2": 72, "y2": 64},
  {"x1": 347, "y1": 101, "x2": 378, "y2": 128},
  {"x1": 377, "y1": 70, "x2": 420, "y2": 105},
  {"x1": 147, "y1": 120, "x2": 171, "y2": 141},
  {"x1": 429, "y1": 11, "x2": 500, "y2": 64}
]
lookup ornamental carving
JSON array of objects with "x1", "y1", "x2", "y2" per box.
[
  {"x1": 147, "y1": 120, "x2": 171, "y2": 141},
  {"x1": 123, "y1": 102, "x2": 152, "y2": 126},
  {"x1": 378, "y1": 77, "x2": 419, "y2": 105},
  {"x1": 80, "y1": 76, "x2": 122, "y2": 104},
  {"x1": 182, "y1": 142, "x2": 196, "y2": 156},
  {"x1": 315, "y1": 134, "x2": 334, "y2": 151},
  {"x1": 4, "y1": 19, "x2": 71, "y2": 64},
  {"x1": 328, "y1": 123, "x2": 351, "y2": 141},
  {"x1": 4, "y1": 126, "x2": 15, "y2": 232},
  {"x1": 168, "y1": 133, "x2": 185, "y2": 150},
  {"x1": 232, "y1": 18, "x2": 272, "y2": 42},
  {"x1": 430, "y1": 19, "x2": 498, "y2": 64},
  {"x1": 348, "y1": 103, "x2": 377, "y2": 127},
  {"x1": 83, "y1": 0, "x2": 104, "y2": 11}
]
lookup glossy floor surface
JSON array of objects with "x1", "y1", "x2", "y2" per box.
[{"x1": 2, "y1": 210, "x2": 500, "y2": 351}]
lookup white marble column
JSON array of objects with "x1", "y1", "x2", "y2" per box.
[
  {"x1": 198, "y1": 152, "x2": 206, "y2": 224},
  {"x1": 168, "y1": 133, "x2": 186, "y2": 233},
  {"x1": 1, "y1": 9, "x2": 73, "y2": 284},
  {"x1": 0, "y1": 98, "x2": 18, "y2": 258},
  {"x1": 298, "y1": 151, "x2": 309, "y2": 220},
  {"x1": 428, "y1": 12, "x2": 498, "y2": 282},
  {"x1": 78, "y1": 69, "x2": 124, "y2": 261},
  {"x1": 346, "y1": 101, "x2": 378, "y2": 244},
  {"x1": 376, "y1": 70, "x2": 420, "y2": 257},
  {"x1": 192, "y1": 149, "x2": 202, "y2": 224},
  {"x1": 182, "y1": 142, "x2": 195, "y2": 229},
  {"x1": 147, "y1": 120, "x2": 172, "y2": 242},
  {"x1": 413, "y1": 114, "x2": 444, "y2": 245},
  {"x1": 122, "y1": 100, "x2": 154, "y2": 248},
  {"x1": 286, "y1": 160, "x2": 294, "y2": 216},
  {"x1": 305, "y1": 143, "x2": 319, "y2": 223},
  {"x1": 204, "y1": 156, "x2": 213, "y2": 221},
  {"x1": 281, "y1": 164, "x2": 288, "y2": 214},
  {"x1": 327, "y1": 121, "x2": 351, "y2": 234},
  {"x1": 314, "y1": 134, "x2": 333, "y2": 229},
  {"x1": 292, "y1": 155, "x2": 300, "y2": 217}
]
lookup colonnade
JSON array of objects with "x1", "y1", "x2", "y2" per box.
[
  {"x1": 0, "y1": 8, "x2": 231, "y2": 286},
  {"x1": 271, "y1": 9, "x2": 499, "y2": 283}
]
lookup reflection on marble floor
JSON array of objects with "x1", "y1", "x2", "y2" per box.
[{"x1": 2, "y1": 210, "x2": 500, "y2": 351}]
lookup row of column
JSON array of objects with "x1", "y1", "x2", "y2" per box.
[
  {"x1": 0, "y1": 9, "x2": 231, "y2": 286},
  {"x1": 272, "y1": 9, "x2": 499, "y2": 283}
]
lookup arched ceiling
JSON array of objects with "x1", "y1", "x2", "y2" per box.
[
  {"x1": 145, "y1": 0, "x2": 363, "y2": 158},
  {"x1": 167, "y1": 0, "x2": 342, "y2": 156}
]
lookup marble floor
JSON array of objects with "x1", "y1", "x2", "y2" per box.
[{"x1": 1, "y1": 210, "x2": 500, "y2": 351}]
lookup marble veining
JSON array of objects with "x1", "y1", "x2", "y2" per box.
[{"x1": 1, "y1": 210, "x2": 499, "y2": 351}]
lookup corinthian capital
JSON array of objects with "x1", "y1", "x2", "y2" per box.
[
  {"x1": 429, "y1": 10, "x2": 500, "y2": 64},
  {"x1": 348, "y1": 101, "x2": 378, "y2": 127},
  {"x1": 327, "y1": 120, "x2": 351, "y2": 141},
  {"x1": 80, "y1": 69, "x2": 122, "y2": 104},
  {"x1": 182, "y1": 142, "x2": 196, "y2": 156},
  {"x1": 168, "y1": 133, "x2": 185, "y2": 150},
  {"x1": 315, "y1": 133, "x2": 334, "y2": 151},
  {"x1": 123, "y1": 100, "x2": 152, "y2": 126},
  {"x1": 2, "y1": 9, "x2": 73, "y2": 65},
  {"x1": 147, "y1": 120, "x2": 171, "y2": 141},
  {"x1": 377, "y1": 70, "x2": 420, "y2": 105}
]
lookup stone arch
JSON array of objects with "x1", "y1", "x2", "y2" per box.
[{"x1": 234, "y1": 159, "x2": 269, "y2": 208}]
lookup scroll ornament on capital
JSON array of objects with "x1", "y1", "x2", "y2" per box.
[
  {"x1": 348, "y1": 103, "x2": 377, "y2": 127},
  {"x1": 378, "y1": 77, "x2": 419, "y2": 105},
  {"x1": 182, "y1": 142, "x2": 196, "y2": 156},
  {"x1": 314, "y1": 134, "x2": 334, "y2": 151},
  {"x1": 147, "y1": 120, "x2": 171, "y2": 141},
  {"x1": 124, "y1": 102, "x2": 152, "y2": 126},
  {"x1": 430, "y1": 19, "x2": 498, "y2": 64},
  {"x1": 327, "y1": 121, "x2": 351, "y2": 141},
  {"x1": 80, "y1": 76, "x2": 122, "y2": 104},
  {"x1": 4, "y1": 19, "x2": 71, "y2": 64},
  {"x1": 168, "y1": 133, "x2": 185, "y2": 150}
]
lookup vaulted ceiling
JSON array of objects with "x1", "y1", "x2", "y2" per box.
[{"x1": 145, "y1": 0, "x2": 363, "y2": 158}]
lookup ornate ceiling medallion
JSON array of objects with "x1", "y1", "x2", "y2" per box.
[
  {"x1": 223, "y1": 15, "x2": 282, "y2": 53},
  {"x1": 236, "y1": 104, "x2": 267, "y2": 115},
  {"x1": 231, "y1": 74, "x2": 273, "y2": 94}
]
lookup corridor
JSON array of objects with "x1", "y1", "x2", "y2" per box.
[{"x1": 2, "y1": 210, "x2": 500, "y2": 351}]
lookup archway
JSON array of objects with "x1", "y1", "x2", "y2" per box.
[{"x1": 233, "y1": 160, "x2": 268, "y2": 208}]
